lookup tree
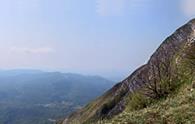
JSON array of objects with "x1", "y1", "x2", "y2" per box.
[{"x1": 142, "y1": 52, "x2": 174, "y2": 99}]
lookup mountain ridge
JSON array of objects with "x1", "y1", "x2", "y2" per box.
[{"x1": 61, "y1": 19, "x2": 195, "y2": 124}]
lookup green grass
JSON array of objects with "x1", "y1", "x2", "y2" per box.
[
  {"x1": 100, "y1": 81, "x2": 195, "y2": 124},
  {"x1": 99, "y1": 44, "x2": 195, "y2": 124}
]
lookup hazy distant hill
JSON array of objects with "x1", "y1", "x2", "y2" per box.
[{"x1": 0, "y1": 70, "x2": 114, "y2": 124}]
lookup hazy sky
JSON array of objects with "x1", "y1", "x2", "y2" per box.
[{"x1": 0, "y1": 0, "x2": 195, "y2": 79}]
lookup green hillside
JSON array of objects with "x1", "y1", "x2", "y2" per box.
[
  {"x1": 101, "y1": 82, "x2": 195, "y2": 124},
  {"x1": 61, "y1": 19, "x2": 195, "y2": 124}
]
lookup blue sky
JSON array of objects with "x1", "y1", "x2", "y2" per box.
[{"x1": 0, "y1": 0, "x2": 195, "y2": 80}]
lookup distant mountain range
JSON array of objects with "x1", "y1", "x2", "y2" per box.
[{"x1": 0, "y1": 69, "x2": 114, "y2": 124}]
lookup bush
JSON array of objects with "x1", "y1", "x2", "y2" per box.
[{"x1": 128, "y1": 92, "x2": 151, "y2": 111}]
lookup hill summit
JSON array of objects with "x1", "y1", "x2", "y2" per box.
[{"x1": 61, "y1": 19, "x2": 195, "y2": 124}]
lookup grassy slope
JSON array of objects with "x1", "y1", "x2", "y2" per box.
[
  {"x1": 100, "y1": 41, "x2": 195, "y2": 124},
  {"x1": 102, "y1": 82, "x2": 195, "y2": 124},
  {"x1": 63, "y1": 20, "x2": 195, "y2": 124}
]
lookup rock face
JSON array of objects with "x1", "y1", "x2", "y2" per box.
[{"x1": 62, "y1": 19, "x2": 195, "y2": 124}]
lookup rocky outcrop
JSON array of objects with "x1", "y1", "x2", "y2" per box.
[{"x1": 62, "y1": 19, "x2": 195, "y2": 124}]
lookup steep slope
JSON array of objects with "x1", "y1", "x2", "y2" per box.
[
  {"x1": 62, "y1": 19, "x2": 195, "y2": 124},
  {"x1": 100, "y1": 81, "x2": 195, "y2": 124}
]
